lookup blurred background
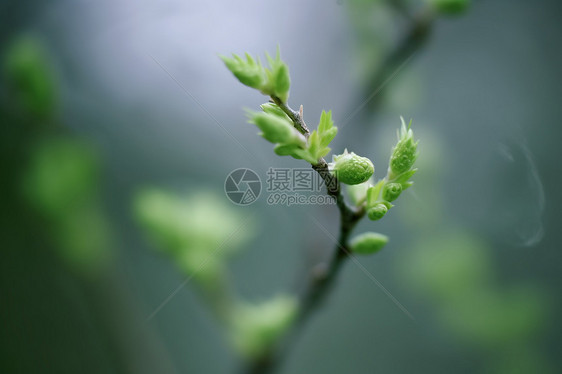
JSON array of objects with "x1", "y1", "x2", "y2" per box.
[{"x1": 1, "y1": 0, "x2": 561, "y2": 373}]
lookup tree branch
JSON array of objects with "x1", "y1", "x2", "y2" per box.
[
  {"x1": 240, "y1": 99, "x2": 365, "y2": 374},
  {"x1": 242, "y1": 12, "x2": 433, "y2": 372}
]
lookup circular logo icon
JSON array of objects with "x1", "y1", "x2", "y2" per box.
[{"x1": 225, "y1": 168, "x2": 261, "y2": 205}]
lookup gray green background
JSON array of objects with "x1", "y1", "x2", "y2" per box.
[{"x1": 1, "y1": 0, "x2": 561, "y2": 373}]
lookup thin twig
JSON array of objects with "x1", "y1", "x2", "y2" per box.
[
  {"x1": 241, "y1": 99, "x2": 364, "y2": 374},
  {"x1": 242, "y1": 10, "x2": 434, "y2": 373}
]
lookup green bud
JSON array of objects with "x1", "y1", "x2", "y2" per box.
[
  {"x1": 331, "y1": 149, "x2": 374, "y2": 185},
  {"x1": 221, "y1": 53, "x2": 266, "y2": 90},
  {"x1": 382, "y1": 182, "x2": 402, "y2": 202},
  {"x1": 389, "y1": 117, "x2": 418, "y2": 179},
  {"x1": 367, "y1": 203, "x2": 388, "y2": 221},
  {"x1": 428, "y1": 0, "x2": 470, "y2": 15},
  {"x1": 222, "y1": 48, "x2": 291, "y2": 102},
  {"x1": 350, "y1": 232, "x2": 389, "y2": 254},
  {"x1": 250, "y1": 112, "x2": 305, "y2": 147}
]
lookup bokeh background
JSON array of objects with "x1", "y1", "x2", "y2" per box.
[{"x1": 2, "y1": 0, "x2": 561, "y2": 373}]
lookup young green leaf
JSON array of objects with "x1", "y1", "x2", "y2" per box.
[
  {"x1": 260, "y1": 102, "x2": 290, "y2": 120},
  {"x1": 318, "y1": 110, "x2": 333, "y2": 133},
  {"x1": 263, "y1": 48, "x2": 291, "y2": 102},
  {"x1": 391, "y1": 168, "x2": 417, "y2": 185},
  {"x1": 273, "y1": 144, "x2": 317, "y2": 163},
  {"x1": 366, "y1": 179, "x2": 385, "y2": 207},
  {"x1": 318, "y1": 111, "x2": 338, "y2": 148},
  {"x1": 350, "y1": 232, "x2": 389, "y2": 254},
  {"x1": 307, "y1": 130, "x2": 321, "y2": 162},
  {"x1": 248, "y1": 112, "x2": 305, "y2": 147}
]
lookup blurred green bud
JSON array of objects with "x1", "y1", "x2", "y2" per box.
[
  {"x1": 229, "y1": 295, "x2": 298, "y2": 360},
  {"x1": 382, "y1": 182, "x2": 402, "y2": 202},
  {"x1": 23, "y1": 138, "x2": 99, "y2": 218},
  {"x1": 221, "y1": 53, "x2": 266, "y2": 90},
  {"x1": 22, "y1": 138, "x2": 111, "y2": 276},
  {"x1": 249, "y1": 112, "x2": 306, "y2": 147},
  {"x1": 389, "y1": 117, "x2": 419, "y2": 180},
  {"x1": 134, "y1": 189, "x2": 255, "y2": 285},
  {"x1": 4, "y1": 36, "x2": 57, "y2": 119},
  {"x1": 331, "y1": 149, "x2": 374, "y2": 185},
  {"x1": 428, "y1": 0, "x2": 470, "y2": 15},
  {"x1": 350, "y1": 232, "x2": 389, "y2": 254},
  {"x1": 367, "y1": 203, "x2": 388, "y2": 221},
  {"x1": 177, "y1": 247, "x2": 224, "y2": 284}
]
